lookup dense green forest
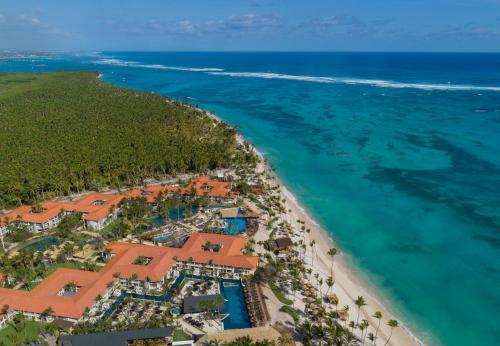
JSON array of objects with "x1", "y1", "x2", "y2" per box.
[{"x1": 0, "y1": 71, "x2": 246, "y2": 208}]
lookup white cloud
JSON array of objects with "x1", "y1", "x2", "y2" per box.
[
  {"x1": 18, "y1": 14, "x2": 41, "y2": 26},
  {"x1": 106, "y1": 14, "x2": 282, "y2": 37},
  {"x1": 0, "y1": 12, "x2": 72, "y2": 39}
]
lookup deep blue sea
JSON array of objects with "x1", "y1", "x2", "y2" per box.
[{"x1": 2, "y1": 52, "x2": 500, "y2": 345}]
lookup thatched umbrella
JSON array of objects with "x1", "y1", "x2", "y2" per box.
[{"x1": 338, "y1": 309, "x2": 349, "y2": 321}]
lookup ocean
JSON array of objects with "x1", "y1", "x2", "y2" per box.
[{"x1": 1, "y1": 52, "x2": 500, "y2": 345}]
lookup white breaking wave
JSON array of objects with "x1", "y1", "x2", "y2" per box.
[
  {"x1": 206, "y1": 71, "x2": 500, "y2": 92},
  {"x1": 92, "y1": 58, "x2": 500, "y2": 92},
  {"x1": 136, "y1": 64, "x2": 224, "y2": 72},
  {"x1": 93, "y1": 58, "x2": 223, "y2": 72}
]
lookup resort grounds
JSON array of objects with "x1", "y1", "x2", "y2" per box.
[{"x1": 0, "y1": 155, "x2": 417, "y2": 345}]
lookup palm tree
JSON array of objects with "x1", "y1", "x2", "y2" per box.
[
  {"x1": 373, "y1": 310, "x2": 383, "y2": 344},
  {"x1": 327, "y1": 247, "x2": 337, "y2": 276},
  {"x1": 309, "y1": 240, "x2": 316, "y2": 266},
  {"x1": 207, "y1": 259, "x2": 214, "y2": 276},
  {"x1": 326, "y1": 276, "x2": 335, "y2": 296},
  {"x1": 318, "y1": 277, "x2": 324, "y2": 303},
  {"x1": 41, "y1": 306, "x2": 54, "y2": 321},
  {"x1": 341, "y1": 305, "x2": 349, "y2": 329},
  {"x1": 354, "y1": 296, "x2": 367, "y2": 331},
  {"x1": 144, "y1": 276, "x2": 151, "y2": 294},
  {"x1": 306, "y1": 268, "x2": 312, "y2": 280},
  {"x1": 360, "y1": 319, "x2": 370, "y2": 345},
  {"x1": 368, "y1": 332, "x2": 376, "y2": 346},
  {"x1": 384, "y1": 320, "x2": 398, "y2": 346},
  {"x1": 95, "y1": 294, "x2": 103, "y2": 308}
]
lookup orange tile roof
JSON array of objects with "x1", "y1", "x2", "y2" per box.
[
  {"x1": 0, "y1": 193, "x2": 123, "y2": 226},
  {"x1": 0, "y1": 177, "x2": 237, "y2": 227},
  {"x1": 183, "y1": 176, "x2": 238, "y2": 199},
  {"x1": 0, "y1": 232, "x2": 257, "y2": 320}
]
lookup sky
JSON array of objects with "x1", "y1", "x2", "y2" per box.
[{"x1": 1, "y1": 0, "x2": 500, "y2": 52}]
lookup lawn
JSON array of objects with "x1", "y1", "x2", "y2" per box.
[
  {"x1": 46, "y1": 261, "x2": 86, "y2": 276},
  {"x1": 269, "y1": 282, "x2": 293, "y2": 305},
  {"x1": 280, "y1": 305, "x2": 300, "y2": 325},
  {"x1": 173, "y1": 328, "x2": 191, "y2": 342},
  {"x1": 0, "y1": 320, "x2": 44, "y2": 345}
]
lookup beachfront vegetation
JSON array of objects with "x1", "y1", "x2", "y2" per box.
[
  {"x1": 0, "y1": 71, "x2": 255, "y2": 209},
  {"x1": 269, "y1": 282, "x2": 293, "y2": 305},
  {"x1": 279, "y1": 305, "x2": 299, "y2": 325}
]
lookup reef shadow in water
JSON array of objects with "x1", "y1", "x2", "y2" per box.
[{"x1": 366, "y1": 135, "x2": 500, "y2": 249}]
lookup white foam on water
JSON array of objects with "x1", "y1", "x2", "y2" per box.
[
  {"x1": 92, "y1": 57, "x2": 500, "y2": 92},
  {"x1": 93, "y1": 58, "x2": 223, "y2": 72},
  {"x1": 207, "y1": 71, "x2": 500, "y2": 92}
]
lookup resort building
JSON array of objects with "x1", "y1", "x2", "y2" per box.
[
  {"x1": 181, "y1": 176, "x2": 238, "y2": 202},
  {"x1": 0, "y1": 232, "x2": 257, "y2": 328},
  {"x1": 0, "y1": 176, "x2": 237, "y2": 234},
  {"x1": 0, "y1": 193, "x2": 123, "y2": 233}
]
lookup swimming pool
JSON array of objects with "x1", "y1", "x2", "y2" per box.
[
  {"x1": 150, "y1": 207, "x2": 199, "y2": 225},
  {"x1": 23, "y1": 236, "x2": 60, "y2": 252},
  {"x1": 219, "y1": 279, "x2": 251, "y2": 330},
  {"x1": 223, "y1": 218, "x2": 247, "y2": 235}
]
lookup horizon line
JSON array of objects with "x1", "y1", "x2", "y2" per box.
[{"x1": 3, "y1": 49, "x2": 500, "y2": 54}]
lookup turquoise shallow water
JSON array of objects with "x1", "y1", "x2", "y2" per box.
[{"x1": 2, "y1": 52, "x2": 500, "y2": 345}]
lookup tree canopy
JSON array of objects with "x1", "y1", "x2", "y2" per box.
[{"x1": 0, "y1": 71, "x2": 243, "y2": 208}]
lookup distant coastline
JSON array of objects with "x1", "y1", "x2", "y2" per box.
[{"x1": 0, "y1": 52, "x2": 50, "y2": 59}]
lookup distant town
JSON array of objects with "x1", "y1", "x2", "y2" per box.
[{"x1": 0, "y1": 52, "x2": 49, "y2": 59}]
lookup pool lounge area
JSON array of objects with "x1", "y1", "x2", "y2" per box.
[
  {"x1": 102, "y1": 275, "x2": 251, "y2": 330},
  {"x1": 102, "y1": 273, "x2": 186, "y2": 321}
]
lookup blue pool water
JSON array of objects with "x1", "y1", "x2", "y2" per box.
[
  {"x1": 150, "y1": 207, "x2": 199, "y2": 225},
  {"x1": 24, "y1": 236, "x2": 60, "y2": 252},
  {"x1": 2, "y1": 52, "x2": 500, "y2": 345},
  {"x1": 219, "y1": 280, "x2": 251, "y2": 330},
  {"x1": 150, "y1": 215, "x2": 166, "y2": 226},
  {"x1": 223, "y1": 218, "x2": 247, "y2": 235}
]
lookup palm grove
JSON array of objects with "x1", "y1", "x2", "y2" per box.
[{"x1": 0, "y1": 71, "x2": 254, "y2": 209}]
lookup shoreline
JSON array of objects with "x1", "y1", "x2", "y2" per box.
[{"x1": 201, "y1": 106, "x2": 422, "y2": 345}]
